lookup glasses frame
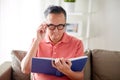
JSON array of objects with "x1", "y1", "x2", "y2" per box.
[{"x1": 47, "y1": 24, "x2": 66, "y2": 30}]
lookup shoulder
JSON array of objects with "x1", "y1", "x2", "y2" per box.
[
  {"x1": 66, "y1": 33, "x2": 82, "y2": 41},
  {"x1": 65, "y1": 33, "x2": 83, "y2": 44}
]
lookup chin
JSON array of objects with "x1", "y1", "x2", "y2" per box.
[
  {"x1": 52, "y1": 37, "x2": 61, "y2": 41},
  {"x1": 53, "y1": 37, "x2": 60, "y2": 41},
  {"x1": 51, "y1": 35, "x2": 62, "y2": 41}
]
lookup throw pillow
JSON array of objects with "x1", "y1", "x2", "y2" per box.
[{"x1": 11, "y1": 50, "x2": 30, "y2": 80}]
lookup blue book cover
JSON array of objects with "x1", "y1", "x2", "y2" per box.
[{"x1": 31, "y1": 56, "x2": 88, "y2": 77}]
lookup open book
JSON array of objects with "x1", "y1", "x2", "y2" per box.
[{"x1": 31, "y1": 56, "x2": 88, "y2": 77}]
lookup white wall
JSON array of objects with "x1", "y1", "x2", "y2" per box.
[
  {"x1": 1, "y1": 0, "x2": 120, "y2": 64},
  {"x1": 0, "y1": 0, "x2": 44, "y2": 64},
  {"x1": 89, "y1": 0, "x2": 120, "y2": 51}
]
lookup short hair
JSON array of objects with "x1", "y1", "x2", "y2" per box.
[{"x1": 44, "y1": 5, "x2": 66, "y2": 20}]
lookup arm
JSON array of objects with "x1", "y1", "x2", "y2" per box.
[
  {"x1": 21, "y1": 39, "x2": 40, "y2": 74},
  {"x1": 21, "y1": 23, "x2": 47, "y2": 74}
]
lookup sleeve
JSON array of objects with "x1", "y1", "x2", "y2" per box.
[{"x1": 75, "y1": 40, "x2": 84, "y2": 57}]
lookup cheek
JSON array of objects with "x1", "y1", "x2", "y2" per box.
[
  {"x1": 59, "y1": 30, "x2": 65, "y2": 35},
  {"x1": 60, "y1": 29, "x2": 65, "y2": 34}
]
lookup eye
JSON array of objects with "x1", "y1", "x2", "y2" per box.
[{"x1": 58, "y1": 24, "x2": 65, "y2": 27}]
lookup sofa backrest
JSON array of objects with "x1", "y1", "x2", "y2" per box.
[{"x1": 91, "y1": 49, "x2": 120, "y2": 80}]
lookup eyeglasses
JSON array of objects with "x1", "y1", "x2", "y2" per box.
[{"x1": 47, "y1": 24, "x2": 66, "y2": 30}]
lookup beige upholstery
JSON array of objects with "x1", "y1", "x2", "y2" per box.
[{"x1": 91, "y1": 49, "x2": 120, "y2": 80}]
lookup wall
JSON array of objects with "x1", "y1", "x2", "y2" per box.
[
  {"x1": 89, "y1": 0, "x2": 120, "y2": 51},
  {"x1": 1, "y1": 0, "x2": 120, "y2": 64},
  {"x1": 0, "y1": 0, "x2": 44, "y2": 64}
]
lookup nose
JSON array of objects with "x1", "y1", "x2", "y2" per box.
[{"x1": 53, "y1": 27, "x2": 58, "y2": 32}]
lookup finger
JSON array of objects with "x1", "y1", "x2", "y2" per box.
[
  {"x1": 37, "y1": 24, "x2": 46, "y2": 33},
  {"x1": 52, "y1": 58, "x2": 61, "y2": 69},
  {"x1": 40, "y1": 24, "x2": 47, "y2": 31},
  {"x1": 54, "y1": 58, "x2": 60, "y2": 64},
  {"x1": 42, "y1": 23, "x2": 47, "y2": 29},
  {"x1": 66, "y1": 60, "x2": 72, "y2": 66},
  {"x1": 54, "y1": 58, "x2": 62, "y2": 66},
  {"x1": 60, "y1": 58, "x2": 66, "y2": 65},
  {"x1": 52, "y1": 59, "x2": 56, "y2": 68},
  {"x1": 41, "y1": 21, "x2": 48, "y2": 29}
]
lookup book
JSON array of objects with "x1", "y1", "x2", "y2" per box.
[{"x1": 31, "y1": 56, "x2": 88, "y2": 77}]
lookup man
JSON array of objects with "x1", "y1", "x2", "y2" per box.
[{"x1": 21, "y1": 5, "x2": 84, "y2": 80}]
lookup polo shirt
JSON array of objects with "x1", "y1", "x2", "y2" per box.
[{"x1": 33, "y1": 33, "x2": 84, "y2": 80}]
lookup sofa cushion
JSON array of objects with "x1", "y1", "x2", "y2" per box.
[
  {"x1": 11, "y1": 50, "x2": 30, "y2": 80},
  {"x1": 91, "y1": 49, "x2": 120, "y2": 80}
]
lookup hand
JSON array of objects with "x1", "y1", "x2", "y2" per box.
[
  {"x1": 36, "y1": 22, "x2": 47, "y2": 41},
  {"x1": 52, "y1": 58, "x2": 72, "y2": 74}
]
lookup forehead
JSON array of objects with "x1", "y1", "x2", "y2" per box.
[{"x1": 46, "y1": 13, "x2": 66, "y2": 24}]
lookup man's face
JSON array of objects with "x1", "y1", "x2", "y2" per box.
[{"x1": 46, "y1": 13, "x2": 66, "y2": 43}]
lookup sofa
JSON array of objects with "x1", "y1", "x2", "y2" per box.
[{"x1": 0, "y1": 49, "x2": 120, "y2": 80}]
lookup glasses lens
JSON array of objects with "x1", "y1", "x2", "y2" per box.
[
  {"x1": 47, "y1": 24, "x2": 55, "y2": 30},
  {"x1": 57, "y1": 24, "x2": 65, "y2": 30}
]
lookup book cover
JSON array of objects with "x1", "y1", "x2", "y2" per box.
[{"x1": 31, "y1": 56, "x2": 88, "y2": 77}]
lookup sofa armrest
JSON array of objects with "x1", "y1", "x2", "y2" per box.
[{"x1": 0, "y1": 61, "x2": 12, "y2": 80}]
